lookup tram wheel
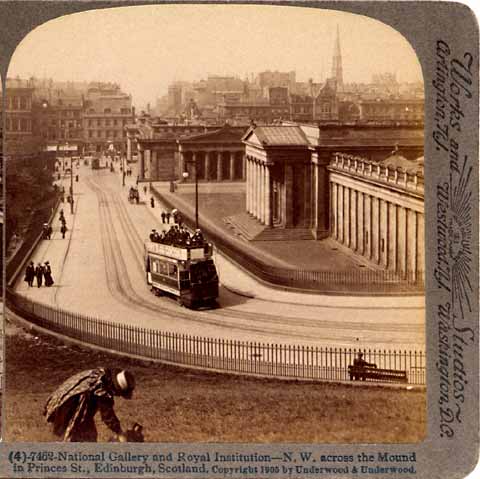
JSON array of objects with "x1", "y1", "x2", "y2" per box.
[{"x1": 177, "y1": 298, "x2": 184, "y2": 307}]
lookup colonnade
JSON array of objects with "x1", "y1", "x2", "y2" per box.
[
  {"x1": 246, "y1": 156, "x2": 273, "y2": 226},
  {"x1": 329, "y1": 178, "x2": 424, "y2": 277},
  {"x1": 179, "y1": 150, "x2": 245, "y2": 182}
]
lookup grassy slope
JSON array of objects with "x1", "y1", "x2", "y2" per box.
[{"x1": 4, "y1": 323, "x2": 426, "y2": 443}]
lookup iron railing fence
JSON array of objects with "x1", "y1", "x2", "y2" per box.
[
  {"x1": 7, "y1": 291, "x2": 426, "y2": 385},
  {"x1": 151, "y1": 188, "x2": 424, "y2": 293}
]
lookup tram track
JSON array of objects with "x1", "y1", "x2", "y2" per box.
[{"x1": 83, "y1": 173, "x2": 423, "y2": 345}]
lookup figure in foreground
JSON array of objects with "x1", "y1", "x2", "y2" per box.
[{"x1": 44, "y1": 368, "x2": 135, "y2": 442}]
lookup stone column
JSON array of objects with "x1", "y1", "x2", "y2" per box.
[
  {"x1": 246, "y1": 157, "x2": 251, "y2": 213},
  {"x1": 351, "y1": 189, "x2": 357, "y2": 251},
  {"x1": 284, "y1": 164, "x2": 294, "y2": 227},
  {"x1": 126, "y1": 134, "x2": 132, "y2": 162},
  {"x1": 407, "y1": 209, "x2": 418, "y2": 279},
  {"x1": 357, "y1": 192, "x2": 364, "y2": 255},
  {"x1": 253, "y1": 161, "x2": 258, "y2": 218},
  {"x1": 230, "y1": 151, "x2": 235, "y2": 180},
  {"x1": 217, "y1": 151, "x2": 223, "y2": 181},
  {"x1": 259, "y1": 163, "x2": 265, "y2": 223},
  {"x1": 179, "y1": 151, "x2": 185, "y2": 180},
  {"x1": 255, "y1": 161, "x2": 260, "y2": 219},
  {"x1": 344, "y1": 186, "x2": 350, "y2": 248},
  {"x1": 338, "y1": 184, "x2": 344, "y2": 243},
  {"x1": 151, "y1": 150, "x2": 157, "y2": 181},
  {"x1": 242, "y1": 154, "x2": 246, "y2": 180},
  {"x1": 139, "y1": 149, "x2": 145, "y2": 180},
  {"x1": 192, "y1": 151, "x2": 197, "y2": 183},
  {"x1": 265, "y1": 165, "x2": 272, "y2": 226},
  {"x1": 144, "y1": 149, "x2": 151, "y2": 179},
  {"x1": 331, "y1": 182, "x2": 338, "y2": 239},
  {"x1": 205, "y1": 151, "x2": 210, "y2": 181}
]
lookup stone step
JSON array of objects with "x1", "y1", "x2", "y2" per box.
[
  {"x1": 224, "y1": 213, "x2": 314, "y2": 241},
  {"x1": 255, "y1": 228, "x2": 314, "y2": 241},
  {"x1": 224, "y1": 213, "x2": 267, "y2": 240}
]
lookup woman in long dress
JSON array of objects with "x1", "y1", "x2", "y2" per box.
[{"x1": 44, "y1": 261, "x2": 54, "y2": 287}]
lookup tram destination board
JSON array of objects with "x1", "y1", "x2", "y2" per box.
[{"x1": 145, "y1": 241, "x2": 206, "y2": 261}]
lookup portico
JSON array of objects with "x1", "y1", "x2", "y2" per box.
[{"x1": 177, "y1": 125, "x2": 245, "y2": 182}]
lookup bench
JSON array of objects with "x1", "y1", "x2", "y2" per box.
[{"x1": 348, "y1": 365, "x2": 408, "y2": 383}]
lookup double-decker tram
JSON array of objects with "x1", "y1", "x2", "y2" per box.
[{"x1": 145, "y1": 238, "x2": 219, "y2": 308}]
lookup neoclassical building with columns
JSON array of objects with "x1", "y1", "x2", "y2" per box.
[
  {"x1": 241, "y1": 122, "x2": 424, "y2": 271},
  {"x1": 328, "y1": 153, "x2": 424, "y2": 277},
  {"x1": 132, "y1": 122, "x2": 246, "y2": 182},
  {"x1": 177, "y1": 127, "x2": 245, "y2": 182},
  {"x1": 242, "y1": 122, "x2": 423, "y2": 238}
]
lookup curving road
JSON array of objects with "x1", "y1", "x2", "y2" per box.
[{"x1": 17, "y1": 164, "x2": 425, "y2": 350}]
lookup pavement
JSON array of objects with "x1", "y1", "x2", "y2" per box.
[{"x1": 12, "y1": 160, "x2": 425, "y2": 350}]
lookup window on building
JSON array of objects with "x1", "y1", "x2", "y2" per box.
[
  {"x1": 97, "y1": 119, "x2": 102, "y2": 127},
  {"x1": 104, "y1": 108, "x2": 111, "y2": 114},
  {"x1": 89, "y1": 130, "x2": 93, "y2": 138},
  {"x1": 88, "y1": 120, "x2": 92, "y2": 127},
  {"x1": 20, "y1": 97, "x2": 27, "y2": 110},
  {"x1": 106, "y1": 119, "x2": 111, "y2": 126},
  {"x1": 113, "y1": 119, "x2": 118, "y2": 126},
  {"x1": 6, "y1": 118, "x2": 10, "y2": 131},
  {"x1": 20, "y1": 118, "x2": 28, "y2": 131},
  {"x1": 365, "y1": 231, "x2": 369, "y2": 244},
  {"x1": 89, "y1": 108, "x2": 95, "y2": 114},
  {"x1": 381, "y1": 238, "x2": 385, "y2": 252}
]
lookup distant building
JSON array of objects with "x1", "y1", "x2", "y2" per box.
[
  {"x1": 4, "y1": 78, "x2": 37, "y2": 157},
  {"x1": 358, "y1": 98, "x2": 424, "y2": 122},
  {"x1": 256, "y1": 70, "x2": 296, "y2": 89},
  {"x1": 33, "y1": 90, "x2": 84, "y2": 154},
  {"x1": 83, "y1": 83, "x2": 134, "y2": 154}
]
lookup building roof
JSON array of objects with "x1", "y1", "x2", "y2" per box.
[
  {"x1": 243, "y1": 126, "x2": 309, "y2": 147},
  {"x1": 179, "y1": 125, "x2": 245, "y2": 144}
]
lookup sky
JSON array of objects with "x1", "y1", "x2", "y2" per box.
[{"x1": 8, "y1": 4, "x2": 423, "y2": 108}]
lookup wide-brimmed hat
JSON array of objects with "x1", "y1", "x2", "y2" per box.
[{"x1": 113, "y1": 370, "x2": 135, "y2": 395}]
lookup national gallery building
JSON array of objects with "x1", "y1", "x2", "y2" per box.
[{"x1": 129, "y1": 119, "x2": 424, "y2": 275}]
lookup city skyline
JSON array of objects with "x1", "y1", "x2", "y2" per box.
[{"x1": 8, "y1": 5, "x2": 423, "y2": 107}]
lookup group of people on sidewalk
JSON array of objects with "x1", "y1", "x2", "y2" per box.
[{"x1": 24, "y1": 260, "x2": 54, "y2": 288}]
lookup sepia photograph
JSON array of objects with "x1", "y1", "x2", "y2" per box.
[{"x1": 3, "y1": 3, "x2": 428, "y2": 448}]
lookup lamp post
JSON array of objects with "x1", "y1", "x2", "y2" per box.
[
  {"x1": 122, "y1": 155, "x2": 126, "y2": 187},
  {"x1": 66, "y1": 142, "x2": 74, "y2": 214}
]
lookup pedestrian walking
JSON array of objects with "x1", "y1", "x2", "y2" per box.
[
  {"x1": 61, "y1": 223, "x2": 67, "y2": 239},
  {"x1": 44, "y1": 368, "x2": 136, "y2": 442},
  {"x1": 44, "y1": 261, "x2": 54, "y2": 287},
  {"x1": 143, "y1": 185, "x2": 147, "y2": 195},
  {"x1": 35, "y1": 263, "x2": 44, "y2": 287},
  {"x1": 161, "y1": 212, "x2": 166, "y2": 223},
  {"x1": 150, "y1": 197, "x2": 155, "y2": 208},
  {"x1": 165, "y1": 212, "x2": 171, "y2": 224},
  {"x1": 24, "y1": 261, "x2": 35, "y2": 287}
]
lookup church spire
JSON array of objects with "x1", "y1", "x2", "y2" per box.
[{"x1": 331, "y1": 25, "x2": 343, "y2": 89}]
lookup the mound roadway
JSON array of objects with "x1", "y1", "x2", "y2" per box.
[{"x1": 13, "y1": 163, "x2": 425, "y2": 350}]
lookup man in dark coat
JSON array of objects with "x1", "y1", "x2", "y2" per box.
[
  {"x1": 44, "y1": 368, "x2": 135, "y2": 442},
  {"x1": 352, "y1": 352, "x2": 377, "y2": 381},
  {"x1": 24, "y1": 261, "x2": 35, "y2": 287},
  {"x1": 35, "y1": 263, "x2": 44, "y2": 287},
  {"x1": 61, "y1": 224, "x2": 67, "y2": 239}
]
